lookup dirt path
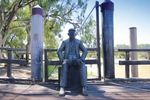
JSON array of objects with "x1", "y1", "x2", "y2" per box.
[{"x1": 0, "y1": 65, "x2": 31, "y2": 78}]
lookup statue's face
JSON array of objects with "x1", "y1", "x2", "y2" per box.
[{"x1": 69, "y1": 31, "x2": 76, "y2": 40}]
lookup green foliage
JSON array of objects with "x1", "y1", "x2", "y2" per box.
[
  {"x1": 80, "y1": 17, "x2": 97, "y2": 58},
  {"x1": 138, "y1": 44, "x2": 150, "y2": 49},
  {"x1": 0, "y1": 0, "x2": 89, "y2": 62},
  {"x1": 0, "y1": 0, "x2": 88, "y2": 49},
  {"x1": 80, "y1": 17, "x2": 96, "y2": 48},
  {"x1": 138, "y1": 44, "x2": 150, "y2": 59},
  {"x1": 47, "y1": 65, "x2": 58, "y2": 79},
  {"x1": 44, "y1": 21, "x2": 59, "y2": 48},
  {"x1": 115, "y1": 44, "x2": 129, "y2": 58},
  {"x1": 44, "y1": 21, "x2": 59, "y2": 59},
  {"x1": 7, "y1": 27, "x2": 27, "y2": 48},
  {"x1": 115, "y1": 44, "x2": 129, "y2": 49},
  {"x1": 115, "y1": 44, "x2": 150, "y2": 59}
]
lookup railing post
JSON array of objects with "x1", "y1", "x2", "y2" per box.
[
  {"x1": 148, "y1": 51, "x2": 150, "y2": 60},
  {"x1": 44, "y1": 49, "x2": 48, "y2": 82},
  {"x1": 25, "y1": 47, "x2": 29, "y2": 66},
  {"x1": 95, "y1": 1, "x2": 101, "y2": 80},
  {"x1": 129, "y1": 27, "x2": 138, "y2": 77},
  {"x1": 7, "y1": 50, "x2": 12, "y2": 77},
  {"x1": 125, "y1": 51, "x2": 130, "y2": 78}
]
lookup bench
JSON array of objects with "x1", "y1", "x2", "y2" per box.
[{"x1": 118, "y1": 49, "x2": 150, "y2": 78}]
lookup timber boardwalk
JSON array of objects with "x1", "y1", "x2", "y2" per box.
[{"x1": 0, "y1": 80, "x2": 150, "y2": 100}]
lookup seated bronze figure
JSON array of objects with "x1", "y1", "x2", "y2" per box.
[{"x1": 57, "y1": 28, "x2": 88, "y2": 96}]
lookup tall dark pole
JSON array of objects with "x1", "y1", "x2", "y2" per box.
[
  {"x1": 95, "y1": 1, "x2": 101, "y2": 79},
  {"x1": 101, "y1": 0, "x2": 115, "y2": 79}
]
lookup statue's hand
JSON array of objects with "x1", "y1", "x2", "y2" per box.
[
  {"x1": 62, "y1": 59, "x2": 67, "y2": 64},
  {"x1": 64, "y1": 59, "x2": 67, "y2": 62},
  {"x1": 80, "y1": 58, "x2": 84, "y2": 62},
  {"x1": 76, "y1": 59, "x2": 83, "y2": 65}
]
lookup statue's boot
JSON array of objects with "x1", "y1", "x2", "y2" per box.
[
  {"x1": 59, "y1": 87, "x2": 65, "y2": 96},
  {"x1": 82, "y1": 87, "x2": 88, "y2": 96}
]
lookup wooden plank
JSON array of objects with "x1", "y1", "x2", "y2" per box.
[
  {"x1": 125, "y1": 52, "x2": 130, "y2": 78},
  {"x1": 0, "y1": 59, "x2": 26, "y2": 64},
  {"x1": 47, "y1": 78, "x2": 101, "y2": 82},
  {"x1": 118, "y1": 49, "x2": 150, "y2": 52},
  {"x1": 85, "y1": 59, "x2": 98, "y2": 64},
  {"x1": 119, "y1": 60, "x2": 150, "y2": 65},
  {"x1": 44, "y1": 48, "x2": 98, "y2": 52},
  {"x1": 48, "y1": 59, "x2": 98, "y2": 65},
  {"x1": 0, "y1": 47, "x2": 26, "y2": 51}
]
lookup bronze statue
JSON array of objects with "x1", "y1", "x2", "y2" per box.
[{"x1": 57, "y1": 28, "x2": 88, "y2": 96}]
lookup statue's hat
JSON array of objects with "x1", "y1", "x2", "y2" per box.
[{"x1": 68, "y1": 28, "x2": 77, "y2": 35}]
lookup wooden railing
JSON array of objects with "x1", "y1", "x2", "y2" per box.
[
  {"x1": 118, "y1": 49, "x2": 150, "y2": 78},
  {"x1": 0, "y1": 48, "x2": 27, "y2": 78},
  {"x1": 44, "y1": 48, "x2": 100, "y2": 82}
]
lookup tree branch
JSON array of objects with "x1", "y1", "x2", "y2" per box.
[
  {"x1": 14, "y1": 19, "x2": 30, "y2": 22},
  {"x1": 9, "y1": 25, "x2": 30, "y2": 31}
]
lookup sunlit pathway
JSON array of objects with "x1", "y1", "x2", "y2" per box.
[{"x1": 0, "y1": 82, "x2": 150, "y2": 100}]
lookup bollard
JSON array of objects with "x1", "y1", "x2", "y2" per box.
[
  {"x1": 101, "y1": 0, "x2": 115, "y2": 79},
  {"x1": 129, "y1": 27, "x2": 138, "y2": 77},
  {"x1": 31, "y1": 5, "x2": 44, "y2": 80}
]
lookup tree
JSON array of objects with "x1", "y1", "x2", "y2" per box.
[
  {"x1": 115, "y1": 44, "x2": 150, "y2": 59},
  {"x1": 138, "y1": 44, "x2": 150, "y2": 49},
  {"x1": 0, "y1": 0, "x2": 88, "y2": 59},
  {"x1": 115, "y1": 44, "x2": 129, "y2": 58},
  {"x1": 79, "y1": 17, "x2": 97, "y2": 58},
  {"x1": 80, "y1": 17, "x2": 96, "y2": 48},
  {"x1": 138, "y1": 44, "x2": 150, "y2": 59}
]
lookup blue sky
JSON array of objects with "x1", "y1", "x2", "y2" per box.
[
  {"x1": 87, "y1": 0, "x2": 150, "y2": 45},
  {"x1": 62, "y1": 0, "x2": 150, "y2": 45},
  {"x1": 114, "y1": 0, "x2": 150, "y2": 45}
]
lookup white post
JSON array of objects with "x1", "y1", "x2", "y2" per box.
[
  {"x1": 129, "y1": 27, "x2": 138, "y2": 77},
  {"x1": 31, "y1": 5, "x2": 44, "y2": 80}
]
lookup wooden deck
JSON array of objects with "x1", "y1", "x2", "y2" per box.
[{"x1": 0, "y1": 80, "x2": 150, "y2": 100}]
